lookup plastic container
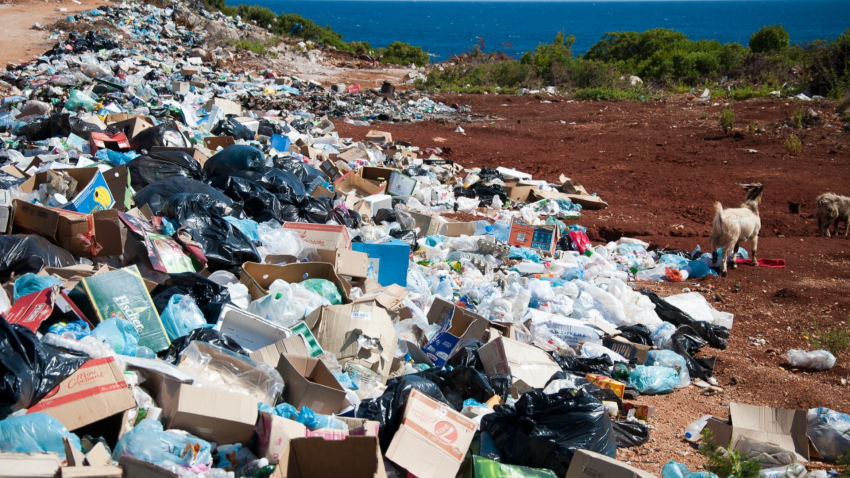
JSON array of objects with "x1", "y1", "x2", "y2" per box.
[
  {"x1": 493, "y1": 220, "x2": 511, "y2": 242},
  {"x1": 684, "y1": 415, "x2": 712, "y2": 442}
]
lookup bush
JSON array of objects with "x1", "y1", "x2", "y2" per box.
[
  {"x1": 749, "y1": 25, "x2": 790, "y2": 53},
  {"x1": 700, "y1": 429, "x2": 762, "y2": 478},
  {"x1": 748, "y1": 121, "x2": 757, "y2": 133},
  {"x1": 786, "y1": 134, "x2": 802, "y2": 155},
  {"x1": 382, "y1": 41, "x2": 429, "y2": 67},
  {"x1": 350, "y1": 41, "x2": 371, "y2": 55},
  {"x1": 227, "y1": 39, "x2": 268, "y2": 55},
  {"x1": 792, "y1": 108, "x2": 804, "y2": 128},
  {"x1": 805, "y1": 318, "x2": 850, "y2": 356},
  {"x1": 520, "y1": 32, "x2": 575, "y2": 82},
  {"x1": 719, "y1": 108, "x2": 735, "y2": 135}
]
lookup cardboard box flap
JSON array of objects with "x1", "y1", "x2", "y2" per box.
[
  {"x1": 729, "y1": 403, "x2": 809, "y2": 460},
  {"x1": 241, "y1": 262, "x2": 351, "y2": 303},
  {"x1": 283, "y1": 437, "x2": 387, "y2": 478},
  {"x1": 251, "y1": 335, "x2": 312, "y2": 367},
  {"x1": 566, "y1": 449, "x2": 658, "y2": 478},
  {"x1": 0, "y1": 452, "x2": 62, "y2": 478}
]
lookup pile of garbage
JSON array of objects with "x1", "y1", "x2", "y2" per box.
[{"x1": 0, "y1": 2, "x2": 847, "y2": 478}]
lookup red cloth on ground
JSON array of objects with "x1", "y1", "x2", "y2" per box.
[{"x1": 735, "y1": 258, "x2": 785, "y2": 268}]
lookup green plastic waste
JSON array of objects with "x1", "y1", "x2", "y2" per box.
[
  {"x1": 65, "y1": 89, "x2": 98, "y2": 111},
  {"x1": 301, "y1": 278, "x2": 342, "y2": 305}
]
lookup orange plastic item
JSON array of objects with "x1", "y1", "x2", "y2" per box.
[{"x1": 665, "y1": 267, "x2": 684, "y2": 282}]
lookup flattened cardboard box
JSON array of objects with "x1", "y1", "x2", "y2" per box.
[
  {"x1": 566, "y1": 449, "x2": 657, "y2": 478},
  {"x1": 704, "y1": 402, "x2": 809, "y2": 461},
  {"x1": 275, "y1": 354, "x2": 346, "y2": 415},
  {"x1": 386, "y1": 389, "x2": 477, "y2": 478},
  {"x1": 158, "y1": 382, "x2": 258, "y2": 446},
  {"x1": 478, "y1": 336, "x2": 561, "y2": 390},
  {"x1": 26, "y1": 356, "x2": 135, "y2": 431}
]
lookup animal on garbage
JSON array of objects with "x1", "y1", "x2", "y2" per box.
[
  {"x1": 814, "y1": 192, "x2": 850, "y2": 237},
  {"x1": 709, "y1": 183, "x2": 764, "y2": 277}
]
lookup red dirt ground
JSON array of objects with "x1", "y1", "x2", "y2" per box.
[{"x1": 337, "y1": 94, "x2": 850, "y2": 474}]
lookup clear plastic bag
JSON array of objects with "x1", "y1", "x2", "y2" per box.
[
  {"x1": 628, "y1": 365, "x2": 680, "y2": 395},
  {"x1": 248, "y1": 279, "x2": 298, "y2": 327},
  {"x1": 785, "y1": 349, "x2": 835, "y2": 371},
  {"x1": 92, "y1": 318, "x2": 139, "y2": 356},
  {"x1": 112, "y1": 419, "x2": 212, "y2": 469},
  {"x1": 160, "y1": 295, "x2": 208, "y2": 341},
  {"x1": 0, "y1": 413, "x2": 81, "y2": 459},
  {"x1": 301, "y1": 279, "x2": 342, "y2": 305},
  {"x1": 645, "y1": 350, "x2": 691, "y2": 388},
  {"x1": 176, "y1": 341, "x2": 284, "y2": 406},
  {"x1": 257, "y1": 221, "x2": 303, "y2": 259},
  {"x1": 225, "y1": 282, "x2": 251, "y2": 309},
  {"x1": 651, "y1": 322, "x2": 677, "y2": 350},
  {"x1": 807, "y1": 407, "x2": 850, "y2": 461}
]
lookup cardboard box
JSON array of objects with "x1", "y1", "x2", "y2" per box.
[
  {"x1": 508, "y1": 218, "x2": 558, "y2": 256},
  {"x1": 566, "y1": 449, "x2": 657, "y2": 478},
  {"x1": 408, "y1": 211, "x2": 447, "y2": 237},
  {"x1": 119, "y1": 456, "x2": 179, "y2": 478},
  {"x1": 251, "y1": 335, "x2": 311, "y2": 367},
  {"x1": 203, "y1": 135, "x2": 236, "y2": 150},
  {"x1": 305, "y1": 304, "x2": 397, "y2": 383},
  {"x1": 386, "y1": 171, "x2": 417, "y2": 197},
  {"x1": 585, "y1": 374, "x2": 626, "y2": 398},
  {"x1": 78, "y1": 265, "x2": 170, "y2": 352},
  {"x1": 205, "y1": 97, "x2": 242, "y2": 116},
  {"x1": 385, "y1": 389, "x2": 477, "y2": 478},
  {"x1": 18, "y1": 168, "x2": 114, "y2": 214},
  {"x1": 0, "y1": 452, "x2": 61, "y2": 478},
  {"x1": 27, "y1": 357, "x2": 135, "y2": 431},
  {"x1": 12, "y1": 201, "x2": 129, "y2": 257},
  {"x1": 358, "y1": 166, "x2": 395, "y2": 185},
  {"x1": 703, "y1": 402, "x2": 809, "y2": 460},
  {"x1": 112, "y1": 117, "x2": 154, "y2": 141},
  {"x1": 335, "y1": 171, "x2": 385, "y2": 197},
  {"x1": 278, "y1": 436, "x2": 387, "y2": 478},
  {"x1": 503, "y1": 184, "x2": 536, "y2": 202},
  {"x1": 181, "y1": 65, "x2": 200, "y2": 77},
  {"x1": 364, "y1": 130, "x2": 392, "y2": 143},
  {"x1": 351, "y1": 284, "x2": 409, "y2": 317},
  {"x1": 215, "y1": 304, "x2": 291, "y2": 353},
  {"x1": 478, "y1": 337, "x2": 561, "y2": 391},
  {"x1": 421, "y1": 298, "x2": 489, "y2": 367},
  {"x1": 281, "y1": 222, "x2": 351, "y2": 251},
  {"x1": 316, "y1": 248, "x2": 369, "y2": 279},
  {"x1": 158, "y1": 382, "x2": 258, "y2": 446},
  {"x1": 5, "y1": 285, "x2": 93, "y2": 333},
  {"x1": 171, "y1": 81, "x2": 190, "y2": 94},
  {"x1": 603, "y1": 336, "x2": 652, "y2": 364},
  {"x1": 351, "y1": 239, "x2": 410, "y2": 287},
  {"x1": 488, "y1": 321, "x2": 531, "y2": 343},
  {"x1": 362, "y1": 194, "x2": 392, "y2": 214},
  {"x1": 241, "y1": 262, "x2": 351, "y2": 302},
  {"x1": 89, "y1": 132, "x2": 130, "y2": 154},
  {"x1": 319, "y1": 160, "x2": 343, "y2": 182},
  {"x1": 276, "y1": 354, "x2": 346, "y2": 415}
]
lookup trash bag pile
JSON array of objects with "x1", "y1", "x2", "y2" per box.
[{"x1": 0, "y1": 1, "x2": 844, "y2": 477}]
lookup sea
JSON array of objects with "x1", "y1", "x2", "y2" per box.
[{"x1": 249, "y1": 0, "x2": 850, "y2": 61}]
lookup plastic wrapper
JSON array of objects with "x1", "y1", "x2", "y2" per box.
[
  {"x1": 645, "y1": 350, "x2": 691, "y2": 388},
  {"x1": 176, "y1": 341, "x2": 283, "y2": 406},
  {"x1": 112, "y1": 419, "x2": 212, "y2": 468},
  {"x1": 807, "y1": 407, "x2": 850, "y2": 462},
  {"x1": 735, "y1": 436, "x2": 797, "y2": 467},
  {"x1": 126, "y1": 151, "x2": 205, "y2": 190},
  {"x1": 301, "y1": 278, "x2": 342, "y2": 305},
  {"x1": 0, "y1": 413, "x2": 81, "y2": 459},
  {"x1": 0, "y1": 235, "x2": 76, "y2": 282},
  {"x1": 247, "y1": 279, "x2": 299, "y2": 327},
  {"x1": 613, "y1": 421, "x2": 650, "y2": 448},
  {"x1": 161, "y1": 327, "x2": 250, "y2": 365},
  {"x1": 152, "y1": 272, "x2": 233, "y2": 323},
  {"x1": 257, "y1": 221, "x2": 303, "y2": 259},
  {"x1": 628, "y1": 365, "x2": 679, "y2": 395},
  {"x1": 133, "y1": 177, "x2": 232, "y2": 214},
  {"x1": 0, "y1": 319, "x2": 88, "y2": 419},
  {"x1": 203, "y1": 145, "x2": 266, "y2": 178},
  {"x1": 785, "y1": 349, "x2": 835, "y2": 371},
  {"x1": 480, "y1": 390, "x2": 616, "y2": 476},
  {"x1": 92, "y1": 317, "x2": 140, "y2": 356},
  {"x1": 160, "y1": 295, "x2": 208, "y2": 341},
  {"x1": 13, "y1": 273, "x2": 62, "y2": 301},
  {"x1": 161, "y1": 193, "x2": 260, "y2": 271}
]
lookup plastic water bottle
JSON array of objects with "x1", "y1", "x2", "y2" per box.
[
  {"x1": 684, "y1": 415, "x2": 712, "y2": 442},
  {"x1": 234, "y1": 458, "x2": 269, "y2": 478},
  {"x1": 436, "y1": 276, "x2": 453, "y2": 300},
  {"x1": 493, "y1": 220, "x2": 511, "y2": 242},
  {"x1": 474, "y1": 220, "x2": 494, "y2": 236}
]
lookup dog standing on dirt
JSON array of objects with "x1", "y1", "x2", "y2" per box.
[
  {"x1": 814, "y1": 192, "x2": 850, "y2": 237},
  {"x1": 709, "y1": 184, "x2": 764, "y2": 277}
]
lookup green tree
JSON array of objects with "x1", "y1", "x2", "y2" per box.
[
  {"x1": 382, "y1": 41, "x2": 429, "y2": 67},
  {"x1": 749, "y1": 25, "x2": 790, "y2": 53}
]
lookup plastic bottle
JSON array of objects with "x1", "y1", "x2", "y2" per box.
[
  {"x1": 234, "y1": 458, "x2": 268, "y2": 478},
  {"x1": 436, "y1": 276, "x2": 453, "y2": 300},
  {"x1": 684, "y1": 415, "x2": 712, "y2": 442},
  {"x1": 474, "y1": 220, "x2": 494, "y2": 236}
]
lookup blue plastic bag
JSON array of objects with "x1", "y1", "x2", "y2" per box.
[
  {"x1": 113, "y1": 419, "x2": 212, "y2": 468},
  {"x1": 95, "y1": 148, "x2": 138, "y2": 166},
  {"x1": 47, "y1": 320, "x2": 91, "y2": 339},
  {"x1": 645, "y1": 350, "x2": 690, "y2": 388},
  {"x1": 684, "y1": 259, "x2": 712, "y2": 279},
  {"x1": 296, "y1": 406, "x2": 346, "y2": 430},
  {"x1": 92, "y1": 318, "x2": 139, "y2": 356},
  {"x1": 159, "y1": 295, "x2": 207, "y2": 341},
  {"x1": 0, "y1": 413, "x2": 81, "y2": 459},
  {"x1": 628, "y1": 365, "x2": 680, "y2": 395},
  {"x1": 13, "y1": 273, "x2": 62, "y2": 301},
  {"x1": 661, "y1": 461, "x2": 692, "y2": 478},
  {"x1": 223, "y1": 216, "x2": 260, "y2": 242}
]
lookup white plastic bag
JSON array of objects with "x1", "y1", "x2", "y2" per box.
[
  {"x1": 247, "y1": 280, "x2": 298, "y2": 327},
  {"x1": 786, "y1": 349, "x2": 835, "y2": 371}
]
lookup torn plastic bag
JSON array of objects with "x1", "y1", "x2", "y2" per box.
[
  {"x1": 0, "y1": 413, "x2": 81, "y2": 459},
  {"x1": 160, "y1": 194, "x2": 260, "y2": 271},
  {"x1": 151, "y1": 272, "x2": 233, "y2": 322},
  {"x1": 212, "y1": 117, "x2": 254, "y2": 141},
  {"x1": 637, "y1": 290, "x2": 729, "y2": 350},
  {"x1": 480, "y1": 390, "x2": 616, "y2": 476},
  {"x1": 356, "y1": 374, "x2": 447, "y2": 452},
  {"x1": 161, "y1": 327, "x2": 249, "y2": 366},
  {"x1": 613, "y1": 420, "x2": 650, "y2": 448},
  {"x1": 417, "y1": 366, "x2": 496, "y2": 412},
  {"x1": 0, "y1": 235, "x2": 76, "y2": 282},
  {"x1": 131, "y1": 122, "x2": 189, "y2": 151},
  {"x1": 126, "y1": 151, "x2": 205, "y2": 190},
  {"x1": 203, "y1": 145, "x2": 266, "y2": 178},
  {"x1": 0, "y1": 318, "x2": 88, "y2": 419},
  {"x1": 617, "y1": 324, "x2": 653, "y2": 346},
  {"x1": 133, "y1": 177, "x2": 231, "y2": 214}
]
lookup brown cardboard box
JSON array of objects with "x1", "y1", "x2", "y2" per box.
[
  {"x1": 205, "y1": 97, "x2": 242, "y2": 116},
  {"x1": 0, "y1": 452, "x2": 62, "y2": 478},
  {"x1": 203, "y1": 135, "x2": 235, "y2": 150},
  {"x1": 703, "y1": 402, "x2": 809, "y2": 461},
  {"x1": 603, "y1": 336, "x2": 653, "y2": 364},
  {"x1": 421, "y1": 298, "x2": 489, "y2": 367},
  {"x1": 502, "y1": 184, "x2": 536, "y2": 202},
  {"x1": 275, "y1": 436, "x2": 387, "y2": 478},
  {"x1": 214, "y1": 304, "x2": 291, "y2": 353},
  {"x1": 337, "y1": 148, "x2": 368, "y2": 162},
  {"x1": 334, "y1": 171, "x2": 385, "y2": 197},
  {"x1": 358, "y1": 166, "x2": 395, "y2": 186},
  {"x1": 316, "y1": 248, "x2": 369, "y2": 279},
  {"x1": 60, "y1": 466, "x2": 123, "y2": 478},
  {"x1": 181, "y1": 65, "x2": 200, "y2": 77},
  {"x1": 488, "y1": 321, "x2": 531, "y2": 343},
  {"x1": 566, "y1": 449, "x2": 658, "y2": 478},
  {"x1": 305, "y1": 304, "x2": 397, "y2": 383},
  {"x1": 276, "y1": 354, "x2": 347, "y2": 415},
  {"x1": 241, "y1": 262, "x2": 351, "y2": 302},
  {"x1": 478, "y1": 336, "x2": 562, "y2": 392},
  {"x1": 351, "y1": 284, "x2": 408, "y2": 315},
  {"x1": 157, "y1": 382, "x2": 258, "y2": 446},
  {"x1": 26, "y1": 357, "x2": 135, "y2": 431},
  {"x1": 281, "y1": 222, "x2": 351, "y2": 251},
  {"x1": 112, "y1": 117, "x2": 154, "y2": 140},
  {"x1": 251, "y1": 335, "x2": 311, "y2": 367},
  {"x1": 119, "y1": 456, "x2": 179, "y2": 478},
  {"x1": 385, "y1": 389, "x2": 477, "y2": 478},
  {"x1": 254, "y1": 412, "x2": 379, "y2": 464},
  {"x1": 364, "y1": 130, "x2": 392, "y2": 143}
]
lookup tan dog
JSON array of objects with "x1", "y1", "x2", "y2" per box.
[
  {"x1": 709, "y1": 184, "x2": 764, "y2": 277},
  {"x1": 815, "y1": 192, "x2": 850, "y2": 237}
]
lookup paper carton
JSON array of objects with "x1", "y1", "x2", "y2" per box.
[
  {"x1": 19, "y1": 168, "x2": 114, "y2": 214},
  {"x1": 503, "y1": 184, "x2": 536, "y2": 202},
  {"x1": 422, "y1": 298, "x2": 489, "y2": 366},
  {"x1": 351, "y1": 239, "x2": 410, "y2": 287},
  {"x1": 358, "y1": 166, "x2": 394, "y2": 185},
  {"x1": 603, "y1": 336, "x2": 652, "y2": 364},
  {"x1": 251, "y1": 335, "x2": 311, "y2": 367},
  {"x1": 278, "y1": 436, "x2": 387, "y2": 478},
  {"x1": 365, "y1": 130, "x2": 392, "y2": 143},
  {"x1": 566, "y1": 449, "x2": 657, "y2": 478},
  {"x1": 215, "y1": 305, "x2": 291, "y2": 353},
  {"x1": 158, "y1": 382, "x2": 258, "y2": 446},
  {"x1": 316, "y1": 248, "x2": 369, "y2": 279},
  {"x1": 276, "y1": 354, "x2": 346, "y2": 415},
  {"x1": 508, "y1": 218, "x2": 558, "y2": 256},
  {"x1": 703, "y1": 402, "x2": 809, "y2": 461},
  {"x1": 478, "y1": 337, "x2": 561, "y2": 391},
  {"x1": 254, "y1": 412, "x2": 381, "y2": 464},
  {"x1": 362, "y1": 194, "x2": 392, "y2": 214},
  {"x1": 27, "y1": 357, "x2": 135, "y2": 431},
  {"x1": 5, "y1": 285, "x2": 93, "y2": 333},
  {"x1": 585, "y1": 374, "x2": 626, "y2": 398},
  {"x1": 488, "y1": 321, "x2": 531, "y2": 343},
  {"x1": 112, "y1": 117, "x2": 154, "y2": 140},
  {"x1": 305, "y1": 304, "x2": 397, "y2": 383},
  {"x1": 281, "y1": 222, "x2": 351, "y2": 251},
  {"x1": 12, "y1": 201, "x2": 129, "y2": 257},
  {"x1": 385, "y1": 389, "x2": 477, "y2": 478},
  {"x1": 241, "y1": 262, "x2": 351, "y2": 302}
]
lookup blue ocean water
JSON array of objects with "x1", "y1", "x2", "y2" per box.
[{"x1": 250, "y1": 0, "x2": 850, "y2": 60}]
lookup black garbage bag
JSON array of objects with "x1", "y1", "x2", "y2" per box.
[
  {"x1": 478, "y1": 167, "x2": 504, "y2": 182},
  {"x1": 126, "y1": 151, "x2": 205, "y2": 190},
  {"x1": 330, "y1": 206, "x2": 362, "y2": 229},
  {"x1": 0, "y1": 318, "x2": 88, "y2": 419},
  {"x1": 203, "y1": 145, "x2": 265, "y2": 178},
  {"x1": 14, "y1": 115, "x2": 52, "y2": 141},
  {"x1": 356, "y1": 374, "x2": 447, "y2": 452},
  {"x1": 279, "y1": 194, "x2": 334, "y2": 224},
  {"x1": 445, "y1": 340, "x2": 484, "y2": 370},
  {"x1": 215, "y1": 169, "x2": 304, "y2": 197},
  {"x1": 132, "y1": 122, "x2": 189, "y2": 151},
  {"x1": 64, "y1": 114, "x2": 108, "y2": 140},
  {"x1": 151, "y1": 272, "x2": 232, "y2": 323},
  {"x1": 617, "y1": 325, "x2": 653, "y2": 346},
  {"x1": 257, "y1": 119, "x2": 284, "y2": 137},
  {"x1": 0, "y1": 235, "x2": 75, "y2": 282},
  {"x1": 480, "y1": 390, "x2": 617, "y2": 476},
  {"x1": 670, "y1": 325, "x2": 713, "y2": 381},
  {"x1": 0, "y1": 171, "x2": 26, "y2": 189},
  {"x1": 454, "y1": 183, "x2": 508, "y2": 207},
  {"x1": 212, "y1": 117, "x2": 254, "y2": 141},
  {"x1": 274, "y1": 157, "x2": 327, "y2": 186},
  {"x1": 133, "y1": 177, "x2": 231, "y2": 214},
  {"x1": 161, "y1": 327, "x2": 249, "y2": 365},
  {"x1": 613, "y1": 421, "x2": 650, "y2": 448},
  {"x1": 551, "y1": 353, "x2": 617, "y2": 376},
  {"x1": 637, "y1": 290, "x2": 729, "y2": 349},
  {"x1": 211, "y1": 175, "x2": 284, "y2": 223},
  {"x1": 418, "y1": 366, "x2": 496, "y2": 412},
  {"x1": 390, "y1": 229, "x2": 417, "y2": 250},
  {"x1": 160, "y1": 194, "x2": 260, "y2": 271},
  {"x1": 545, "y1": 371, "x2": 622, "y2": 408}
]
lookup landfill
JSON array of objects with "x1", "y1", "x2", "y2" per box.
[{"x1": 0, "y1": 1, "x2": 847, "y2": 478}]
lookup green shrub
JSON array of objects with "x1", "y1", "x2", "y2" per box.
[
  {"x1": 805, "y1": 318, "x2": 850, "y2": 356},
  {"x1": 719, "y1": 108, "x2": 735, "y2": 135},
  {"x1": 520, "y1": 32, "x2": 575, "y2": 82},
  {"x1": 350, "y1": 41, "x2": 371, "y2": 55},
  {"x1": 573, "y1": 87, "x2": 643, "y2": 101},
  {"x1": 750, "y1": 25, "x2": 790, "y2": 53},
  {"x1": 227, "y1": 39, "x2": 268, "y2": 55},
  {"x1": 786, "y1": 134, "x2": 802, "y2": 155},
  {"x1": 792, "y1": 108, "x2": 804, "y2": 128},
  {"x1": 382, "y1": 41, "x2": 429, "y2": 67},
  {"x1": 700, "y1": 429, "x2": 762, "y2": 478}
]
